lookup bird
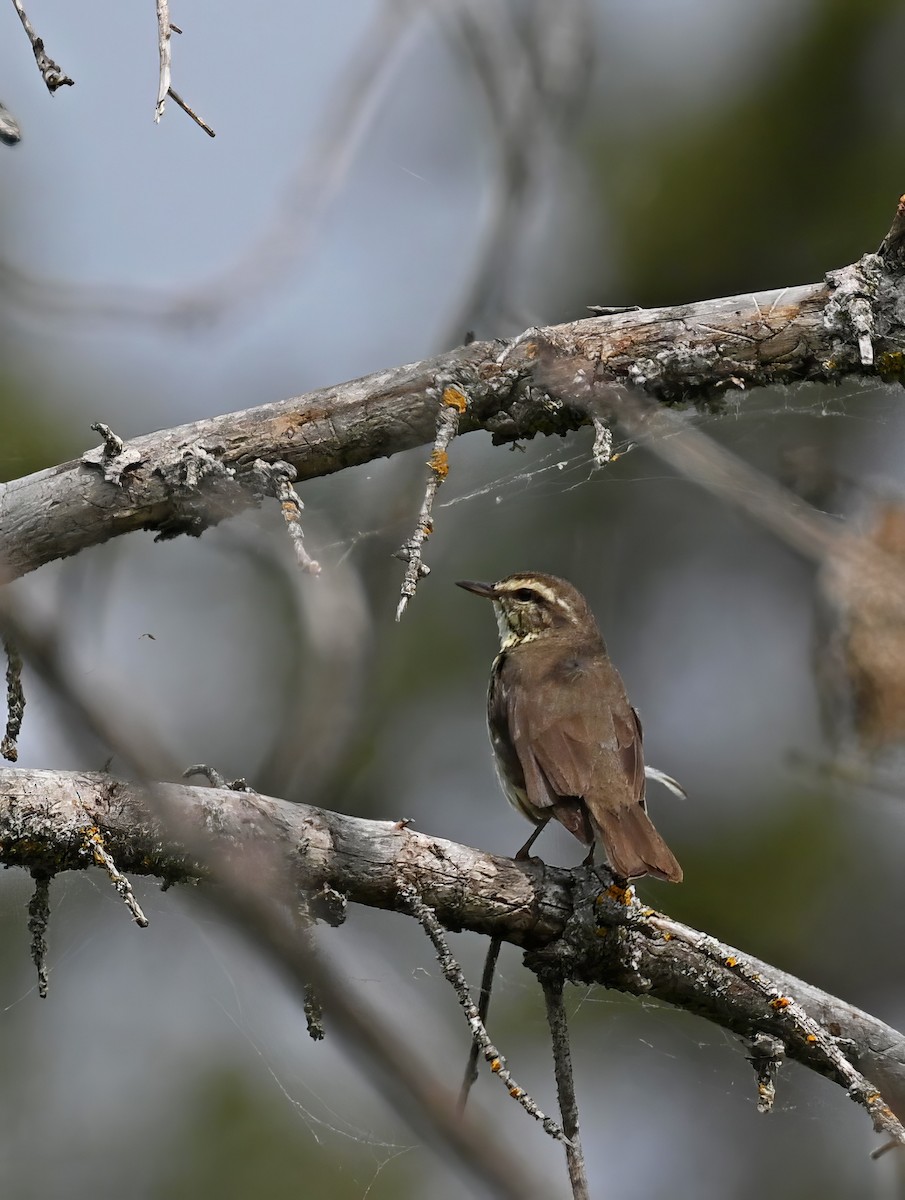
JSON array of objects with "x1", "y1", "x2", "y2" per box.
[{"x1": 457, "y1": 571, "x2": 682, "y2": 883}]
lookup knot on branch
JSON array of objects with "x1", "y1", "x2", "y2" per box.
[{"x1": 154, "y1": 442, "x2": 241, "y2": 540}]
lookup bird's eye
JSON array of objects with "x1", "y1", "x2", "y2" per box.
[{"x1": 513, "y1": 588, "x2": 536, "y2": 602}]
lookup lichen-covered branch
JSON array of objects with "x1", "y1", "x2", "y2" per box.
[
  {"x1": 3, "y1": 220, "x2": 905, "y2": 581},
  {"x1": 2, "y1": 765, "x2": 905, "y2": 1139}
]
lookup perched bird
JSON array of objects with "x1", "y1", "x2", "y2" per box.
[{"x1": 457, "y1": 572, "x2": 682, "y2": 882}]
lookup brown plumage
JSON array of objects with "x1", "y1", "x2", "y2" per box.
[{"x1": 458, "y1": 572, "x2": 682, "y2": 883}]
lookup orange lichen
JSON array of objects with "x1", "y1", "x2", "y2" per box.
[
  {"x1": 725, "y1": 956, "x2": 737, "y2": 967},
  {"x1": 490, "y1": 1059, "x2": 502, "y2": 1073},
  {"x1": 441, "y1": 385, "x2": 468, "y2": 413},
  {"x1": 428, "y1": 449, "x2": 449, "y2": 478},
  {"x1": 770, "y1": 996, "x2": 791, "y2": 1010}
]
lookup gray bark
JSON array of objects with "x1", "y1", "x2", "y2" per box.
[
  {"x1": 2, "y1": 239, "x2": 903, "y2": 581},
  {"x1": 2, "y1": 766, "x2": 903, "y2": 1123}
]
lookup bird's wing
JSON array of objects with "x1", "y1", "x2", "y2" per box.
[{"x1": 508, "y1": 652, "x2": 644, "y2": 816}]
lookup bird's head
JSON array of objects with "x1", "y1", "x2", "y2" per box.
[{"x1": 456, "y1": 572, "x2": 595, "y2": 649}]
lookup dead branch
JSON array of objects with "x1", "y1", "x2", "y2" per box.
[
  {"x1": 3, "y1": 227, "x2": 905, "y2": 582},
  {"x1": 2, "y1": 765, "x2": 905, "y2": 1140}
]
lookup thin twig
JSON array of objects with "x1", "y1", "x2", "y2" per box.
[
  {"x1": 10, "y1": 0, "x2": 73, "y2": 92},
  {"x1": 27, "y1": 870, "x2": 51, "y2": 999},
  {"x1": 155, "y1": 0, "x2": 171, "y2": 121},
  {"x1": 167, "y1": 87, "x2": 215, "y2": 137},
  {"x1": 251, "y1": 459, "x2": 321, "y2": 574},
  {"x1": 183, "y1": 764, "x2": 254, "y2": 791},
  {"x1": 154, "y1": 4, "x2": 214, "y2": 135},
  {"x1": 747, "y1": 1033, "x2": 784, "y2": 1115},
  {"x1": 541, "y1": 974, "x2": 590, "y2": 1200},
  {"x1": 458, "y1": 933, "x2": 502, "y2": 1110},
  {"x1": 90, "y1": 421, "x2": 124, "y2": 460},
  {"x1": 81, "y1": 826, "x2": 149, "y2": 928},
  {"x1": 297, "y1": 895, "x2": 325, "y2": 1041},
  {"x1": 395, "y1": 385, "x2": 467, "y2": 619},
  {"x1": 397, "y1": 882, "x2": 570, "y2": 1144},
  {"x1": 1, "y1": 637, "x2": 24, "y2": 762}
]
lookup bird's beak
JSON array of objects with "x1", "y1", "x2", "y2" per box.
[{"x1": 456, "y1": 579, "x2": 497, "y2": 599}]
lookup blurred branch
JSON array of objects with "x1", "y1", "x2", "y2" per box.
[
  {"x1": 5, "y1": 222, "x2": 905, "y2": 581},
  {"x1": 2, "y1": 765, "x2": 905, "y2": 1147},
  {"x1": 430, "y1": 0, "x2": 595, "y2": 341}
]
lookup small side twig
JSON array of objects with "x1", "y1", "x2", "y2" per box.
[
  {"x1": 27, "y1": 870, "x2": 51, "y2": 998},
  {"x1": 2, "y1": 636, "x2": 25, "y2": 762},
  {"x1": 251, "y1": 460, "x2": 321, "y2": 575},
  {"x1": 81, "y1": 826, "x2": 149, "y2": 928},
  {"x1": 298, "y1": 895, "x2": 325, "y2": 1041},
  {"x1": 458, "y1": 933, "x2": 502, "y2": 1110},
  {"x1": 541, "y1": 972, "x2": 589, "y2": 1200},
  {"x1": 154, "y1": 2, "x2": 214, "y2": 136},
  {"x1": 395, "y1": 384, "x2": 467, "y2": 620},
  {"x1": 167, "y1": 87, "x2": 215, "y2": 138},
  {"x1": 90, "y1": 421, "x2": 124, "y2": 461},
  {"x1": 591, "y1": 416, "x2": 613, "y2": 467},
  {"x1": 397, "y1": 882, "x2": 569, "y2": 1144},
  {"x1": 183, "y1": 764, "x2": 254, "y2": 791},
  {"x1": 747, "y1": 1032, "x2": 784, "y2": 1114},
  {"x1": 11, "y1": 0, "x2": 74, "y2": 92}
]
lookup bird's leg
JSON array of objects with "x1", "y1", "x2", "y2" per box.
[{"x1": 514, "y1": 818, "x2": 550, "y2": 860}]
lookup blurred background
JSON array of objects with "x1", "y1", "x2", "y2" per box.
[{"x1": 2, "y1": 0, "x2": 905, "y2": 1196}]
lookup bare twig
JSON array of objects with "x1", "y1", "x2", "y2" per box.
[
  {"x1": 297, "y1": 896, "x2": 325, "y2": 1041},
  {"x1": 458, "y1": 933, "x2": 502, "y2": 1109},
  {"x1": 80, "y1": 825, "x2": 149, "y2": 928},
  {"x1": 90, "y1": 422, "x2": 124, "y2": 461},
  {"x1": 541, "y1": 973, "x2": 589, "y2": 1200},
  {"x1": 2, "y1": 637, "x2": 24, "y2": 762},
  {"x1": 183, "y1": 764, "x2": 253, "y2": 791},
  {"x1": 154, "y1": 2, "x2": 214, "y2": 135},
  {"x1": 155, "y1": 0, "x2": 172, "y2": 121},
  {"x1": 27, "y1": 870, "x2": 51, "y2": 998},
  {"x1": 395, "y1": 384, "x2": 467, "y2": 619},
  {"x1": 747, "y1": 1033, "x2": 784, "y2": 1115},
  {"x1": 10, "y1": 0, "x2": 74, "y2": 92},
  {"x1": 398, "y1": 882, "x2": 570, "y2": 1144},
  {"x1": 251, "y1": 459, "x2": 321, "y2": 574},
  {"x1": 167, "y1": 87, "x2": 215, "y2": 137}
]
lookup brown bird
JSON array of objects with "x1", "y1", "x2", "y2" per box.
[{"x1": 457, "y1": 572, "x2": 683, "y2": 883}]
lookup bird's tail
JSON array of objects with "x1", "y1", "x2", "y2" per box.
[{"x1": 593, "y1": 804, "x2": 683, "y2": 883}]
